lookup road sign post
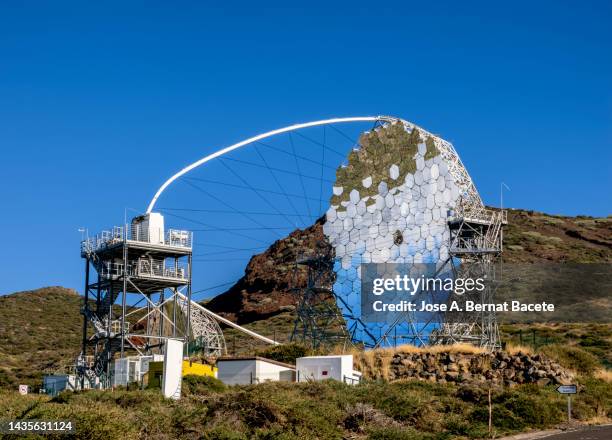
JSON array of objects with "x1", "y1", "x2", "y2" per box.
[{"x1": 556, "y1": 385, "x2": 577, "y2": 423}]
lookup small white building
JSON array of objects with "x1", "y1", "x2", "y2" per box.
[
  {"x1": 112, "y1": 354, "x2": 164, "y2": 388},
  {"x1": 296, "y1": 355, "x2": 362, "y2": 385},
  {"x1": 216, "y1": 357, "x2": 295, "y2": 385},
  {"x1": 43, "y1": 375, "x2": 78, "y2": 396}
]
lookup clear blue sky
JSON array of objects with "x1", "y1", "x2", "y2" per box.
[{"x1": 0, "y1": 1, "x2": 610, "y2": 295}]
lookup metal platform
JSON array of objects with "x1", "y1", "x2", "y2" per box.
[
  {"x1": 77, "y1": 215, "x2": 195, "y2": 389},
  {"x1": 431, "y1": 204, "x2": 506, "y2": 350}
]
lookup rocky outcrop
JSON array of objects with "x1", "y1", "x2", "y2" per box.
[
  {"x1": 205, "y1": 218, "x2": 332, "y2": 324},
  {"x1": 388, "y1": 351, "x2": 574, "y2": 386}
]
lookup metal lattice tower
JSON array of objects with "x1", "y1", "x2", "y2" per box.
[
  {"x1": 430, "y1": 203, "x2": 507, "y2": 350},
  {"x1": 290, "y1": 241, "x2": 378, "y2": 350},
  {"x1": 290, "y1": 243, "x2": 350, "y2": 350},
  {"x1": 77, "y1": 213, "x2": 225, "y2": 389},
  {"x1": 181, "y1": 295, "x2": 225, "y2": 356}
]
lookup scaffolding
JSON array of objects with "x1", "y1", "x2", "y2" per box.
[
  {"x1": 430, "y1": 204, "x2": 507, "y2": 350},
  {"x1": 77, "y1": 214, "x2": 196, "y2": 389}
]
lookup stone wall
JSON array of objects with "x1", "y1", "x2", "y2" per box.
[{"x1": 388, "y1": 351, "x2": 574, "y2": 386}]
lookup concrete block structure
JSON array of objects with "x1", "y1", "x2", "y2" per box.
[
  {"x1": 296, "y1": 355, "x2": 361, "y2": 384},
  {"x1": 216, "y1": 357, "x2": 295, "y2": 385}
]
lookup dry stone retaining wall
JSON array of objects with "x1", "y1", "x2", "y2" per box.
[{"x1": 388, "y1": 351, "x2": 574, "y2": 386}]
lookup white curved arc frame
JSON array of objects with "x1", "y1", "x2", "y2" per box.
[
  {"x1": 147, "y1": 115, "x2": 482, "y2": 213},
  {"x1": 146, "y1": 116, "x2": 400, "y2": 213}
]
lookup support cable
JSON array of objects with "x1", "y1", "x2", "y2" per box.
[
  {"x1": 293, "y1": 130, "x2": 346, "y2": 158},
  {"x1": 221, "y1": 156, "x2": 334, "y2": 183},
  {"x1": 255, "y1": 140, "x2": 336, "y2": 170},
  {"x1": 289, "y1": 132, "x2": 313, "y2": 220},
  {"x1": 219, "y1": 159, "x2": 297, "y2": 233},
  {"x1": 184, "y1": 176, "x2": 322, "y2": 203},
  {"x1": 181, "y1": 179, "x2": 283, "y2": 239},
  {"x1": 253, "y1": 144, "x2": 302, "y2": 227},
  {"x1": 161, "y1": 211, "x2": 271, "y2": 245},
  {"x1": 160, "y1": 207, "x2": 315, "y2": 218}
]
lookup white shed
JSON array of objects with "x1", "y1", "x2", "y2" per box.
[
  {"x1": 216, "y1": 357, "x2": 295, "y2": 385},
  {"x1": 296, "y1": 355, "x2": 362, "y2": 385},
  {"x1": 112, "y1": 354, "x2": 164, "y2": 388},
  {"x1": 43, "y1": 375, "x2": 78, "y2": 396}
]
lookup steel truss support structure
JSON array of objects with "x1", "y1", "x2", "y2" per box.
[
  {"x1": 372, "y1": 261, "x2": 454, "y2": 349},
  {"x1": 290, "y1": 243, "x2": 376, "y2": 350},
  {"x1": 290, "y1": 244, "x2": 349, "y2": 350},
  {"x1": 430, "y1": 204, "x2": 507, "y2": 350},
  {"x1": 77, "y1": 224, "x2": 203, "y2": 389}
]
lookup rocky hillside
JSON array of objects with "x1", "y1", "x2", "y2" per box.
[
  {"x1": 207, "y1": 208, "x2": 612, "y2": 324},
  {"x1": 504, "y1": 209, "x2": 612, "y2": 263},
  {"x1": 205, "y1": 216, "x2": 334, "y2": 324}
]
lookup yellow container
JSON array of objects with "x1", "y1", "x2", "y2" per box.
[
  {"x1": 182, "y1": 360, "x2": 217, "y2": 377},
  {"x1": 146, "y1": 360, "x2": 217, "y2": 389}
]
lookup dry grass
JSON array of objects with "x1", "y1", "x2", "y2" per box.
[
  {"x1": 350, "y1": 343, "x2": 486, "y2": 380},
  {"x1": 594, "y1": 369, "x2": 612, "y2": 383},
  {"x1": 505, "y1": 344, "x2": 534, "y2": 355},
  {"x1": 584, "y1": 415, "x2": 612, "y2": 425},
  {"x1": 413, "y1": 343, "x2": 485, "y2": 354}
]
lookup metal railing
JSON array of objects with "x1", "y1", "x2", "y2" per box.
[
  {"x1": 110, "y1": 319, "x2": 130, "y2": 336},
  {"x1": 98, "y1": 259, "x2": 189, "y2": 281},
  {"x1": 449, "y1": 203, "x2": 508, "y2": 225},
  {"x1": 81, "y1": 225, "x2": 192, "y2": 255}
]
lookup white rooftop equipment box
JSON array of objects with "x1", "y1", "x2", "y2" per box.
[
  {"x1": 131, "y1": 212, "x2": 165, "y2": 244},
  {"x1": 216, "y1": 357, "x2": 295, "y2": 385},
  {"x1": 296, "y1": 355, "x2": 362, "y2": 385}
]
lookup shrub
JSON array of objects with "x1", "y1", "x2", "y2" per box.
[
  {"x1": 182, "y1": 374, "x2": 226, "y2": 395},
  {"x1": 594, "y1": 369, "x2": 612, "y2": 383},
  {"x1": 574, "y1": 377, "x2": 612, "y2": 420},
  {"x1": 201, "y1": 426, "x2": 248, "y2": 440},
  {"x1": 50, "y1": 390, "x2": 73, "y2": 404},
  {"x1": 367, "y1": 426, "x2": 435, "y2": 440},
  {"x1": 256, "y1": 343, "x2": 310, "y2": 365},
  {"x1": 115, "y1": 389, "x2": 163, "y2": 408},
  {"x1": 540, "y1": 344, "x2": 600, "y2": 374}
]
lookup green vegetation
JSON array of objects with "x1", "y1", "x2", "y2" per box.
[
  {"x1": 539, "y1": 345, "x2": 600, "y2": 375},
  {"x1": 0, "y1": 287, "x2": 82, "y2": 389},
  {"x1": 331, "y1": 122, "x2": 440, "y2": 208},
  {"x1": 182, "y1": 374, "x2": 226, "y2": 395},
  {"x1": 256, "y1": 342, "x2": 311, "y2": 364},
  {"x1": 1, "y1": 294, "x2": 611, "y2": 439},
  {"x1": 1, "y1": 376, "x2": 609, "y2": 439},
  {"x1": 501, "y1": 323, "x2": 612, "y2": 369},
  {"x1": 423, "y1": 136, "x2": 439, "y2": 161},
  {"x1": 503, "y1": 210, "x2": 612, "y2": 263}
]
